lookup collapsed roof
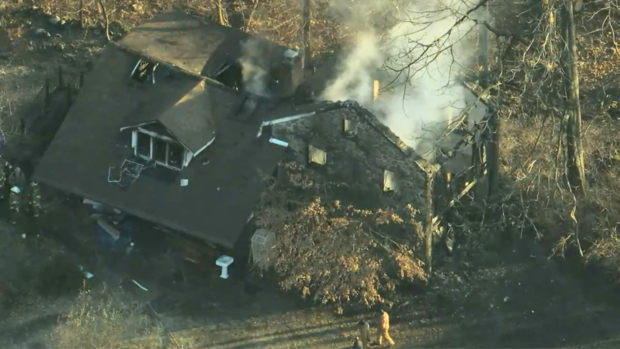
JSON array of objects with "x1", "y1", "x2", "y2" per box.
[{"x1": 117, "y1": 10, "x2": 303, "y2": 99}]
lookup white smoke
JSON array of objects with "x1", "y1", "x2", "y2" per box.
[
  {"x1": 239, "y1": 38, "x2": 269, "y2": 97},
  {"x1": 321, "y1": 0, "x2": 485, "y2": 162}
]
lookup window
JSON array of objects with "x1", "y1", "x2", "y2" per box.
[
  {"x1": 136, "y1": 132, "x2": 150, "y2": 157},
  {"x1": 131, "y1": 59, "x2": 159, "y2": 84},
  {"x1": 152, "y1": 138, "x2": 167, "y2": 163},
  {"x1": 343, "y1": 118, "x2": 358, "y2": 136},
  {"x1": 383, "y1": 170, "x2": 398, "y2": 192},
  {"x1": 168, "y1": 143, "x2": 185, "y2": 169},
  {"x1": 308, "y1": 145, "x2": 326, "y2": 165},
  {"x1": 132, "y1": 129, "x2": 186, "y2": 171}
]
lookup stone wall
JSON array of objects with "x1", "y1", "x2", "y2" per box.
[{"x1": 272, "y1": 107, "x2": 426, "y2": 212}]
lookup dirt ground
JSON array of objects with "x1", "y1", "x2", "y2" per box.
[
  {"x1": 2, "y1": 4, "x2": 620, "y2": 349},
  {"x1": 2, "y1": 200, "x2": 620, "y2": 349}
]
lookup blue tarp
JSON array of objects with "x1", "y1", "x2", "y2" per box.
[{"x1": 95, "y1": 220, "x2": 134, "y2": 251}]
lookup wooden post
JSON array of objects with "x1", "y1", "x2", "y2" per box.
[
  {"x1": 372, "y1": 80, "x2": 380, "y2": 101},
  {"x1": 58, "y1": 66, "x2": 64, "y2": 89}
]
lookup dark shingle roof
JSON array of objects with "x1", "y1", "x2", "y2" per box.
[{"x1": 34, "y1": 45, "x2": 286, "y2": 248}]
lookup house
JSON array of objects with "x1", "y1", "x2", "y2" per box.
[{"x1": 33, "y1": 10, "x2": 426, "y2": 253}]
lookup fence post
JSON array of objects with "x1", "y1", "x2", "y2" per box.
[
  {"x1": 80, "y1": 72, "x2": 84, "y2": 88},
  {"x1": 58, "y1": 66, "x2": 64, "y2": 89},
  {"x1": 45, "y1": 78, "x2": 50, "y2": 110}
]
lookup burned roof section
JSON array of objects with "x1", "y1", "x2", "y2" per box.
[
  {"x1": 117, "y1": 11, "x2": 303, "y2": 100},
  {"x1": 269, "y1": 105, "x2": 426, "y2": 211}
]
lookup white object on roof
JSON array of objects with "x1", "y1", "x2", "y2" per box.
[
  {"x1": 269, "y1": 138, "x2": 289, "y2": 147},
  {"x1": 10, "y1": 186, "x2": 20, "y2": 194},
  {"x1": 215, "y1": 255, "x2": 234, "y2": 279},
  {"x1": 180, "y1": 179, "x2": 189, "y2": 187}
]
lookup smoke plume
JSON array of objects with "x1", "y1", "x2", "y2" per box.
[
  {"x1": 321, "y1": 0, "x2": 485, "y2": 162},
  {"x1": 239, "y1": 38, "x2": 270, "y2": 97}
]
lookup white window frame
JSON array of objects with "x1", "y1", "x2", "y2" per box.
[{"x1": 132, "y1": 128, "x2": 186, "y2": 171}]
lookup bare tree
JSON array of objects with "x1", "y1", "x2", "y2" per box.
[
  {"x1": 559, "y1": 0, "x2": 587, "y2": 196},
  {"x1": 97, "y1": 0, "x2": 110, "y2": 42}
]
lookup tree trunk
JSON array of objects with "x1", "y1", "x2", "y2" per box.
[
  {"x1": 80, "y1": 0, "x2": 84, "y2": 28},
  {"x1": 216, "y1": 0, "x2": 225, "y2": 26},
  {"x1": 479, "y1": 0, "x2": 500, "y2": 197},
  {"x1": 301, "y1": 0, "x2": 312, "y2": 76},
  {"x1": 424, "y1": 167, "x2": 437, "y2": 275},
  {"x1": 560, "y1": 0, "x2": 586, "y2": 196},
  {"x1": 97, "y1": 0, "x2": 110, "y2": 42}
]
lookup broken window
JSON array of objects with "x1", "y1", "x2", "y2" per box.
[
  {"x1": 131, "y1": 59, "x2": 159, "y2": 84},
  {"x1": 383, "y1": 170, "x2": 398, "y2": 192},
  {"x1": 213, "y1": 62, "x2": 243, "y2": 90},
  {"x1": 308, "y1": 145, "x2": 327, "y2": 165},
  {"x1": 343, "y1": 118, "x2": 358, "y2": 136},
  {"x1": 152, "y1": 138, "x2": 167, "y2": 163},
  {"x1": 136, "y1": 131, "x2": 150, "y2": 157},
  {"x1": 168, "y1": 142, "x2": 185, "y2": 169}
]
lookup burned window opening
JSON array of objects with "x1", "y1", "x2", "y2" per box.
[
  {"x1": 308, "y1": 145, "x2": 326, "y2": 165},
  {"x1": 383, "y1": 169, "x2": 398, "y2": 192},
  {"x1": 131, "y1": 59, "x2": 159, "y2": 84},
  {"x1": 343, "y1": 118, "x2": 358, "y2": 136},
  {"x1": 214, "y1": 62, "x2": 243, "y2": 90}
]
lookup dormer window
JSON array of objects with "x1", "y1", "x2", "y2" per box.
[
  {"x1": 132, "y1": 127, "x2": 186, "y2": 171},
  {"x1": 130, "y1": 59, "x2": 159, "y2": 84}
]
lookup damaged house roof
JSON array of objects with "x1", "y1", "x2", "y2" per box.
[
  {"x1": 33, "y1": 14, "x2": 292, "y2": 249},
  {"x1": 33, "y1": 10, "x2": 424, "y2": 249}
]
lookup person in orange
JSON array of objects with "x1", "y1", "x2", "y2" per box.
[{"x1": 377, "y1": 309, "x2": 395, "y2": 346}]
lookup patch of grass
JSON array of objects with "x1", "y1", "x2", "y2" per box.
[{"x1": 52, "y1": 287, "x2": 163, "y2": 349}]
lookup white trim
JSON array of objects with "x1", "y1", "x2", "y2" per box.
[
  {"x1": 257, "y1": 111, "x2": 317, "y2": 138},
  {"x1": 262, "y1": 111, "x2": 317, "y2": 126},
  {"x1": 131, "y1": 131, "x2": 137, "y2": 148},
  {"x1": 183, "y1": 151, "x2": 193, "y2": 167},
  {"x1": 130, "y1": 59, "x2": 144, "y2": 78},
  {"x1": 120, "y1": 121, "x2": 157, "y2": 132},
  {"x1": 137, "y1": 127, "x2": 176, "y2": 143},
  {"x1": 269, "y1": 138, "x2": 289, "y2": 147},
  {"x1": 193, "y1": 136, "x2": 216, "y2": 157},
  {"x1": 133, "y1": 129, "x2": 186, "y2": 171}
]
